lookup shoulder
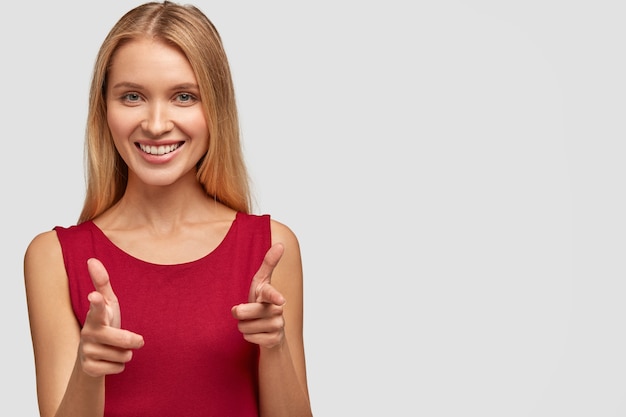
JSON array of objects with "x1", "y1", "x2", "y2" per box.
[
  {"x1": 269, "y1": 218, "x2": 300, "y2": 249},
  {"x1": 24, "y1": 230, "x2": 66, "y2": 291},
  {"x1": 24, "y1": 230, "x2": 62, "y2": 265},
  {"x1": 269, "y1": 218, "x2": 302, "y2": 278}
]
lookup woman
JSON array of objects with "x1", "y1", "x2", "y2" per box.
[{"x1": 23, "y1": 2, "x2": 313, "y2": 416}]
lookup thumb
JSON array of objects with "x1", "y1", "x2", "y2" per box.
[
  {"x1": 87, "y1": 258, "x2": 121, "y2": 328},
  {"x1": 86, "y1": 290, "x2": 111, "y2": 327}
]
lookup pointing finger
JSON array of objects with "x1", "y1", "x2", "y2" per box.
[
  {"x1": 87, "y1": 258, "x2": 118, "y2": 303},
  {"x1": 248, "y1": 243, "x2": 284, "y2": 302},
  {"x1": 257, "y1": 243, "x2": 284, "y2": 283},
  {"x1": 87, "y1": 258, "x2": 115, "y2": 298},
  {"x1": 87, "y1": 258, "x2": 122, "y2": 328}
]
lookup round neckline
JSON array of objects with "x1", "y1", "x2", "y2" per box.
[{"x1": 86, "y1": 212, "x2": 241, "y2": 267}]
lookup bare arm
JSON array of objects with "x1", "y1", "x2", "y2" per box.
[
  {"x1": 232, "y1": 220, "x2": 313, "y2": 417},
  {"x1": 24, "y1": 232, "x2": 143, "y2": 417},
  {"x1": 24, "y1": 231, "x2": 104, "y2": 416}
]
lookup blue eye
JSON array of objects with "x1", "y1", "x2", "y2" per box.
[
  {"x1": 124, "y1": 93, "x2": 141, "y2": 102},
  {"x1": 176, "y1": 93, "x2": 198, "y2": 104}
]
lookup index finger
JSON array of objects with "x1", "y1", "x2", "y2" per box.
[
  {"x1": 255, "y1": 243, "x2": 284, "y2": 285},
  {"x1": 87, "y1": 258, "x2": 118, "y2": 303},
  {"x1": 248, "y1": 243, "x2": 284, "y2": 303}
]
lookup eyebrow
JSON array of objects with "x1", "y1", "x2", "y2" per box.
[{"x1": 110, "y1": 81, "x2": 200, "y2": 90}]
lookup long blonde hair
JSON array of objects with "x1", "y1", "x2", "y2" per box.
[{"x1": 79, "y1": 1, "x2": 250, "y2": 223}]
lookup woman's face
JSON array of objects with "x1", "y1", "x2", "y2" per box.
[{"x1": 106, "y1": 38, "x2": 209, "y2": 187}]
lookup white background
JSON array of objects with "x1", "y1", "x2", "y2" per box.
[{"x1": 2, "y1": 1, "x2": 625, "y2": 415}]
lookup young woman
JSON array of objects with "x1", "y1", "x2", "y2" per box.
[{"x1": 23, "y1": 2, "x2": 312, "y2": 416}]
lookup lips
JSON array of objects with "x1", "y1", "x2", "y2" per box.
[{"x1": 137, "y1": 142, "x2": 183, "y2": 155}]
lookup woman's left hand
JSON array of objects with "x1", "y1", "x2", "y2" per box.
[{"x1": 231, "y1": 243, "x2": 287, "y2": 349}]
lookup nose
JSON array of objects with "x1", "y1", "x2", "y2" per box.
[{"x1": 141, "y1": 102, "x2": 174, "y2": 136}]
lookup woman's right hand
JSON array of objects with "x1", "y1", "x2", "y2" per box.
[{"x1": 79, "y1": 258, "x2": 144, "y2": 377}]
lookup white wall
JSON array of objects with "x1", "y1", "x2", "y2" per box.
[{"x1": 2, "y1": 1, "x2": 625, "y2": 415}]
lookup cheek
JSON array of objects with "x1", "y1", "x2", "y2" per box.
[
  {"x1": 106, "y1": 108, "x2": 136, "y2": 159},
  {"x1": 181, "y1": 111, "x2": 210, "y2": 144},
  {"x1": 106, "y1": 107, "x2": 129, "y2": 139}
]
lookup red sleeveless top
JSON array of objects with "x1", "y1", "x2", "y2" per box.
[{"x1": 54, "y1": 212, "x2": 270, "y2": 417}]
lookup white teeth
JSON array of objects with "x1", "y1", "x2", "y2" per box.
[{"x1": 139, "y1": 143, "x2": 180, "y2": 155}]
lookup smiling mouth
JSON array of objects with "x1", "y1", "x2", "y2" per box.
[{"x1": 137, "y1": 142, "x2": 183, "y2": 155}]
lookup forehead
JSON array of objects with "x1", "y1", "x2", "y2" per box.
[{"x1": 108, "y1": 38, "x2": 197, "y2": 86}]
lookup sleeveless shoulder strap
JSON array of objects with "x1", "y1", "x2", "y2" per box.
[{"x1": 54, "y1": 222, "x2": 98, "y2": 326}]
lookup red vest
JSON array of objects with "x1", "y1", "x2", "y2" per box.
[{"x1": 55, "y1": 212, "x2": 270, "y2": 416}]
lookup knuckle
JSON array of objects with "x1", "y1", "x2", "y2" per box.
[
  {"x1": 80, "y1": 326, "x2": 95, "y2": 339},
  {"x1": 231, "y1": 307, "x2": 243, "y2": 320},
  {"x1": 80, "y1": 343, "x2": 97, "y2": 357},
  {"x1": 270, "y1": 316, "x2": 284, "y2": 331},
  {"x1": 237, "y1": 322, "x2": 245, "y2": 333},
  {"x1": 122, "y1": 350, "x2": 134, "y2": 363},
  {"x1": 108, "y1": 363, "x2": 126, "y2": 375},
  {"x1": 81, "y1": 361, "x2": 101, "y2": 377}
]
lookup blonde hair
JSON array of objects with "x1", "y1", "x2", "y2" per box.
[{"x1": 79, "y1": 1, "x2": 250, "y2": 223}]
